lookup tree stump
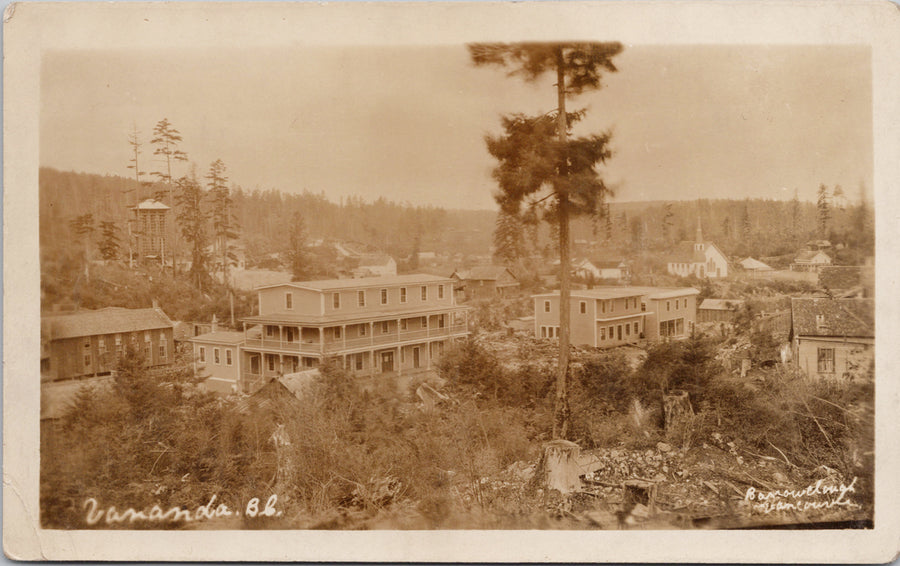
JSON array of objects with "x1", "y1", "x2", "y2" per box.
[
  {"x1": 540, "y1": 439, "x2": 582, "y2": 495},
  {"x1": 663, "y1": 389, "x2": 693, "y2": 432},
  {"x1": 623, "y1": 479, "x2": 658, "y2": 514}
]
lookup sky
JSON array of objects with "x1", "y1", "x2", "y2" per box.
[{"x1": 40, "y1": 44, "x2": 872, "y2": 210}]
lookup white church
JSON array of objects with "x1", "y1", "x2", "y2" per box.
[{"x1": 667, "y1": 220, "x2": 729, "y2": 279}]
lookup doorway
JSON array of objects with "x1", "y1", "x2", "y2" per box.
[{"x1": 381, "y1": 351, "x2": 394, "y2": 373}]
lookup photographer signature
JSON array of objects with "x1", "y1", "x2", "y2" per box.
[{"x1": 83, "y1": 494, "x2": 281, "y2": 526}]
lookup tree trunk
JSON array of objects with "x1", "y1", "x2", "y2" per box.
[
  {"x1": 553, "y1": 47, "x2": 571, "y2": 439},
  {"x1": 541, "y1": 439, "x2": 581, "y2": 494},
  {"x1": 663, "y1": 389, "x2": 693, "y2": 431}
]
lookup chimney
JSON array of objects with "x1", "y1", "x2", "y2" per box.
[
  {"x1": 211, "y1": 314, "x2": 218, "y2": 333},
  {"x1": 152, "y1": 298, "x2": 159, "y2": 309}
]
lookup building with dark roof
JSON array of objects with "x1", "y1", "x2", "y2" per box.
[
  {"x1": 698, "y1": 298, "x2": 745, "y2": 323},
  {"x1": 790, "y1": 297, "x2": 874, "y2": 380},
  {"x1": 41, "y1": 305, "x2": 175, "y2": 382},
  {"x1": 450, "y1": 266, "x2": 520, "y2": 300}
]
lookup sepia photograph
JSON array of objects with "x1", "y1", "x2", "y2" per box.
[{"x1": 4, "y1": 1, "x2": 900, "y2": 562}]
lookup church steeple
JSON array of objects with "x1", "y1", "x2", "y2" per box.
[{"x1": 695, "y1": 216, "x2": 704, "y2": 243}]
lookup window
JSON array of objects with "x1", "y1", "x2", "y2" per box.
[
  {"x1": 355, "y1": 354, "x2": 363, "y2": 370},
  {"x1": 359, "y1": 324, "x2": 367, "y2": 337},
  {"x1": 159, "y1": 344, "x2": 167, "y2": 360},
  {"x1": 541, "y1": 326, "x2": 547, "y2": 338},
  {"x1": 400, "y1": 287, "x2": 407, "y2": 303},
  {"x1": 675, "y1": 300, "x2": 679, "y2": 310},
  {"x1": 601, "y1": 300, "x2": 606, "y2": 314},
  {"x1": 438, "y1": 315, "x2": 445, "y2": 328},
  {"x1": 634, "y1": 322, "x2": 639, "y2": 335},
  {"x1": 84, "y1": 354, "x2": 91, "y2": 368},
  {"x1": 226, "y1": 350, "x2": 233, "y2": 366},
  {"x1": 601, "y1": 327, "x2": 606, "y2": 340},
  {"x1": 333, "y1": 293, "x2": 341, "y2": 309},
  {"x1": 617, "y1": 325, "x2": 623, "y2": 340},
  {"x1": 438, "y1": 285, "x2": 445, "y2": 299},
  {"x1": 401, "y1": 319, "x2": 408, "y2": 331},
  {"x1": 199, "y1": 346, "x2": 206, "y2": 363},
  {"x1": 544, "y1": 301, "x2": 551, "y2": 313},
  {"x1": 817, "y1": 348, "x2": 835, "y2": 373},
  {"x1": 266, "y1": 326, "x2": 275, "y2": 338},
  {"x1": 214, "y1": 348, "x2": 221, "y2": 365},
  {"x1": 98, "y1": 337, "x2": 106, "y2": 354},
  {"x1": 421, "y1": 316, "x2": 428, "y2": 327},
  {"x1": 381, "y1": 288, "x2": 388, "y2": 305},
  {"x1": 358, "y1": 290, "x2": 366, "y2": 307},
  {"x1": 115, "y1": 334, "x2": 122, "y2": 354},
  {"x1": 381, "y1": 321, "x2": 389, "y2": 333},
  {"x1": 675, "y1": 318, "x2": 684, "y2": 336},
  {"x1": 421, "y1": 286, "x2": 428, "y2": 301},
  {"x1": 286, "y1": 292, "x2": 293, "y2": 309},
  {"x1": 608, "y1": 326, "x2": 614, "y2": 340},
  {"x1": 641, "y1": 302, "x2": 646, "y2": 312},
  {"x1": 83, "y1": 337, "x2": 91, "y2": 350},
  {"x1": 626, "y1": 324, "x2": 631, "y2": 336},
  {"x1": 580, "y1": 301, "x2": 587, "y2": 314},
  {"x1": 284, "y1": 327, "x2": 294, "y2": 342},
  {"x1": 267, "y1": 355, "x2": 276, "y2": 372},
  {"x1": 334, "y1": 326, "x2": 342, "y2": 340}
]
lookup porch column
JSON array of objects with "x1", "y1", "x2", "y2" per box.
[
  {"x1": 397, "y1": 345, "x2": 402, "y2": 376},
  {"x1": 425, "y1": 315, "x2": 430, "y2": 337},
  {"x1": 278, "y1": 354, "x2": 284, "y2": 375},
  {"x1": 279, "y1": 325, "x2": 283, "y2": 349},
  {"x1": 371, "y1": 350, "x2": 376, "y2": 376},
  {"x1": 397, "y1": 318, "x2": 402, "y2": 341},
  {"x1": 319, "y1": 327, "x2": 324, "y2": 353},
  {"x1": 369, "y1": 322, "x2": 374, "y2": 347},
  {"x1": 342, "y1": 325, "x2": 346, "y2": 350},
  {"x1": 426, "y1": 340, "x2": 431, "y2": 370}
]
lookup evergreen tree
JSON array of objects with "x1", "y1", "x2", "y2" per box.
[
  {"x1": 662, "y1": 203, "x2": 675, "y2": 246},
  {"x1": 286, "y1": 211, "x2": 309, "y2": 281},
  {"x1": 98, "y1": 220, "x2": 120, "y2": 261},
  {"x1": 150, "y1": 118, "x2": 188, "y2": 202},
  {"x1": 126, "y1": 124, "x2": 151, "y2": 199},
  {"x1": 174, "y1": 171, "x2": 211, "y2": 291},
  {"x1": 741, "y1": 201, "x2": 752, "y2": 240},
  {"x1": 721, "y1": 216, "x2": 732, "y2": 241},
  {"x1": 207, "y1": 159, "x2": 238, "y2": 287},
  {"x1": 790, "y1": 188, "x2": 801, "y2": 240},
  {"x1": 470, "y1": 41, "x2": 622, "y2": 438},
  {"x1": 816, "y1": 183, "x2": 831, "y2": 239},
  {"x1": 493, "y1": 210, "x2": 525, "y2": 266},
  {"x1": 69, "y1": 213, "x2": 95, "y2": 280}
]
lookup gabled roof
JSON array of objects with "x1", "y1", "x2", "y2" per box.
[
  {"x1": 131, "y1": 199, "x2": 170, "y2": 210},
  {"x1": 255, "y1": 273, "x2": 451, "y2": 292},
  {"x1": 740, "y1": 257, "x2": 773, "y2": 271},
  {"x1": 791, "y1": 297, "x2": 874, "y2": 338},
  {"x1": 43, "y1": 307, "x2": 174, "y2": 340},
  {"x1": 819, "y1": 266, "x2": 862, "y2": 290},
  {"x1": 595, "y1": 259, "x2": 627, "y2": 269},
  {"x1": 668, "y1": 242, "x2": 708, "y2": 264},
  {"x1": 794, "y1": 250, "x2": 831, "y2": 263},
  {"x1": 464, "y1": 266, "x2": 518, "y2": 282},
  {"x1": 699, "y1": 298, "x2": 744, "y2": 311}
]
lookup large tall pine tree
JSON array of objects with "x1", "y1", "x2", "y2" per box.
[{"x1": 470, "y1": 42, "x2": 622, "y2": 438}]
